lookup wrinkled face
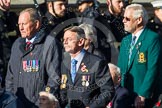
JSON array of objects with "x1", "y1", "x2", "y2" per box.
[
  {"x1": 18, "y1": 12, "x2": 39, "y2": 39},
  {"x1": 53, "y1": 1, "x2": 66, "y2": 17},
  {"x1": 109, "y1": 0, "x2": 124, "y2": 15},
  {"x1": 39, "y1": 95, "x2": 54, "y2": 108},
  {"x1": 123, "y1": 9, "x2": 138, "y2": 33},
  {"x1": 63, "y1": 30, "x2": 84, "y2": 54},
  {"x1": 78, "y1": 2, "x2": 90, "y2": 13}
]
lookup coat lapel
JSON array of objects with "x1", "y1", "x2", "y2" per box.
[
  {"x1": 74, "y1": 52, "x2": 90, "y2": 84},
  {"x1": 62, "y1": 52, "x2": 72, "y2": 83},
  {"x1": 122, "y1": 35, "x2": 132, "y2": 72},
  {"x1": 127, "y1": 28, "x2": 146, "y2": 70}
]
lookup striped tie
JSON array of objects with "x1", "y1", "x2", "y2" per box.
[
  {"x1": 128, "y1": 36, "x2": 136, "y2": 65},
  {"x1": 26, "y1": 41, "x2": 32, "y2": 51}
]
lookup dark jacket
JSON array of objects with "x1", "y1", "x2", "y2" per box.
[
  {"x1": 0, "y1": 90, "x2": 24, "y2": 108},
  {"x1": 103, "y1": 11, "x2": 128, "y2": 42},
  {"x1": 5, "y1": 29, "x2": 61, "y2": 108},
  {"x1": 0, "y1": 10, "x2": 18, "y2": 87},
  {"x1": 45, "y1": 11, "x2": 78, "y2": 42},
  {"x1": 147, "y1": 17, "x2": 162, "y2": 37},
  {"x1": 109, "y1": 84, "x2": 130, "y2": 108},
  {"x1": 60, "y1": 51, "x2": 114, "y2": 108}
]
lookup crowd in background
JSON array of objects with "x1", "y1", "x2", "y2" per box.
[{"x1": 0, "y1": 0, "x2": 162, "y2": 108}]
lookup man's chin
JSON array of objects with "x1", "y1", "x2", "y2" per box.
[
  {"x1": 21, "y1": 35, "x2": 27, "y2": 38},
  {"x1": 57, "y1": 13, "x2": 65, "y2": 17}
]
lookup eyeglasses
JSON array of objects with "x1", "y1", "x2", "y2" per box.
[{"x1": 123, "y1": 17, "x2": 131, "y2": 21}]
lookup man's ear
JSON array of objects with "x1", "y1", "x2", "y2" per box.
[
  {"x1": 47, "y1": 2, "x2": 53, "y2": 8},
  {"x1": 106, "y1": 0, "x2": 110, "y2": 6},
  {"x1": 137, "y1": 16, "x2": 143, "y2": 25},
  {"x1": 78, "y1": 38, "x2": 85, "y2": 46},
  {"x1": 35, "y1": 20, "x2": 41, "y2": 29}
]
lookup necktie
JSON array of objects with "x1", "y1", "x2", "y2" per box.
[
  {"x1": 71, "y1": 59, "x2": 77, "y2": 83},
  {"x1": 26, "y1": 41, "x2": 32, "y2": 51},
  {"x1": 128, "y1": 36, "x2": 136, "y2": 65}
]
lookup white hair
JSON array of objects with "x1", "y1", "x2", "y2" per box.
[
  {"x1": 108, "y1": 63, "x2": 121, "y2": 77},
  {"x1": 79, "y1": 23, "x2": 97, "y2": 43},
  {"x1": 39, "y1": 91, "x2": 58, "y2": 102},
  {"x1": 126, "y1": 3, "x2": 148, "y2": 25}
]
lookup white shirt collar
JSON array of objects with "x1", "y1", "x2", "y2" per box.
[
  {"x1": 71, "y1": 49, "x2": 85, "y2": 71},
  {"x1": 26, "y1": 33, "x2": 38, "y2": 43},
  {"x1": 132, "y1": 28, "x2": 144, "y2": 43}
]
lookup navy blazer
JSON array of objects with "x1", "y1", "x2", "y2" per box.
[
  {"x1": 60, "y1": 51, "x2": 115, "y2": 108},
  {"x1": 111, "y1": 85, "x2": 130, "y2": 108}
]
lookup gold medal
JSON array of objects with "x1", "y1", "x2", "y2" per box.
[
  {"x1": 62, "y1": 84, "x2": 66, "y2": 88},
  {"x1": 60, "y1": 74, "x2": 67, "y2": 89},
  {"x1": 45, "y1": 87, "x2": 50, "y2": 93}
]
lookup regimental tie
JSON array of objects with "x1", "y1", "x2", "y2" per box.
[
  {"x1": 128, "y1": 36, "x2": 136, "y2": 65},
  {"x1": 71, "y1": 59, "x2": 78, "y2": 83},
  {"x1": 26, "y1": 41, "x2": 32, "y2": 51}
]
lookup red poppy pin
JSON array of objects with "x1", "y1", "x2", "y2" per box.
[{"x1": 81, "y1": 63, "x2": 88, "y2": 72}]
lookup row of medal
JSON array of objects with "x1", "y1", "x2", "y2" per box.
[
  {"x1": 22, "y1": 60, "x2": 40, "y2": 72},
  {"x1": 60, "y1": 74, "x2": 91, "y2": 89},
  {"x1": 82, "y1": 75, "x2": 90, "y2": 87}
]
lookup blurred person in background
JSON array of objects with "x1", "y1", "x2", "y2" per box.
[
  {"x1": 0, "y1": 0, "x2": 18, "y2": 87},
  {"x1": 76, "y1": 0, "x2": 118, "y2": 64},
  {"x1": 147, "y1": 1, "x2": 162, "y2": 107},
  {"x1": 79, "y1": 23, "x2": 105, "y2": 59},
  {"x1": 45, "y1": 0, "x2": 77, "y2": 42},
  {"x1": 147, "y1": 0, "x2": 162, "y2": 37},
  {"x1": 104, "y1": 0, "x2": 128, "y2": 43}
]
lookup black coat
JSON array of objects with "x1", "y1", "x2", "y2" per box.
[
  {"x1": 103, "y1": 11, "x2": 128, "y2": 42},
  {"x1": 147, "y1": 17, "x2": 162, "y2": 37},
  {"x1": 45, "y1": 11, "x2": 78, "y2": 42},
  {"x1": 5, "y1": 30, "x2": 61, "y2": 108}
]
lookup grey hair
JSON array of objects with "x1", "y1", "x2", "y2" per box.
[
  {"x1": 79, "y1": 23, "x2": 97, "y2": 43},
  {"x1": 19, "y1": 8, "x2": 41, "y2": 22},
  {"x1": 126, "y1": 4, "x2": 148, "y2": 25},
  {"x1": 108, "y1": 63, "x2": 121, "y2": 77},
  {"x1": 39, "y1": 91, "x2": 58, "y2": 102},
  {"x1": 64, "y1": 26, "x2": 85, "y2": 39}
]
